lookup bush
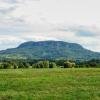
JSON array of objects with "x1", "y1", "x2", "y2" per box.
[
  {"x1": 64, "y1": 61, "x2": 75, "y2": 68},
  {"x1": 49, "y1": 62, "x2": 57, "y2": 68},
  {"x1": 18, "y1": 62, "x2": 25, "y2": 68},
  {"x1": 2, "y1": 63, "x2": 14, "y2": 69},
  {"x1": 43, "y1": 61, "x2": 49, "y2": 68},
  {"x1": 0, "y1": 64, "x2": 3, "y2": 69},
  {"x1": 13, "y1": 63, "x2": 18, "y2": 69}
]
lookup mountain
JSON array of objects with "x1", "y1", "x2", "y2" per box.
[{"x1": 0, "y1": 41, "x2": 100, "y2": 60}]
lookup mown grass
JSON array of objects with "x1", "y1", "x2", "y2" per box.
[{"x1": 0, "y1": 68, "x2": 100, "y2": 100}]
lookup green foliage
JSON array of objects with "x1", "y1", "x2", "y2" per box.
[
  {"x1": 0, "y1": 63, "x2": 3, "y2": 69},
  {"x1": 18, "y1": 62, "x2": 25, "y2": 68},
  {"x1": 23, "y1": 62, "x2": 31, "y2": 68},
  {"x1": 78, "y1": 59, "x2": 100, "y2": 68},
  {"x1": 43, "y1": 61, "x2": 49, "y2": 68},
  {"x1": 49, "y1": 62, "x2": 57, "y2": 68},
  {"x1": 64, "y1": 61, "x2": 76, "y2": 68},
  {"x1": 0, "y1": 41, "x2": 100, "y2": 60},
  {"x1": 0, "y1": 59, "x2": 99, "y2": 69},
  {"x1": 2, "y1": 62, "x2": 14, "y2": 69},
  {"x1": 32, "y1": 61, "x2": 50, "y2": 68},
  {"x1": 13, "y1": 63, "x2": 18, "y2": 69}
]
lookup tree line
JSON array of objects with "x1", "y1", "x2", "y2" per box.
[{"x1": 0, "y1": 59, "x2": 100, "y2": 69}]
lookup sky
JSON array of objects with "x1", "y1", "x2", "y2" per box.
[{"x1": 0, "y1": 0, "x2": 100, "y2": 52}]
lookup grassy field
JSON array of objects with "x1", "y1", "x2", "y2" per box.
[{"x1": 0, "y1": 68, "x2": 100, "y2": 100}]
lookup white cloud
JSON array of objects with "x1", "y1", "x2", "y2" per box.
[
  {"x1": 0, "y1": 30, "x2": 100, "y2": 52},
  {"x1": 0, "y1": 35, "x2": 25, "y2": 50},
  {"x1": 21, "y1": 31, "x2": 100, "y2": 52},
  {"x1": 0, "y1": 0, "x2": 100, "y2": 52}
]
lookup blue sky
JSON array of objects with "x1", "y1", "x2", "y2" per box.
[{"x1": 0, "y1": 0, "x2": 100, "y2": 52}]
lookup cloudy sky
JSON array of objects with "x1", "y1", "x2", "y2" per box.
[{"x1": 0, "y1": 0, "x2": 100, "y2": 52}]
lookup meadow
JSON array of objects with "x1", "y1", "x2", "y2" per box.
[{"x1": 0, "y1": 68, "x2": 100, "y2": 100}]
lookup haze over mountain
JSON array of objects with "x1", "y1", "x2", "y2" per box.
[{"x1": 0, "y1": 41, "x2": 100, "y2": 60}]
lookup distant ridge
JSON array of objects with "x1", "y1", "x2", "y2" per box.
[{"x1": 0, "y1": 41, "x2": 100, "y2": 60}]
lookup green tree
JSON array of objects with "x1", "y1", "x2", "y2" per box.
[
  {"x1": 43, "y1": 61, "x2": 49, "y2": 68},
  {"x1": 64, "y1": 61, "x2": 75, "y2": 68},
  {"x1": 32, "y1": 61, "x2": 50, "y2": 68},
  {"x1": 2, "y1": 62, "x2": 13, "y2": 69},
  {"x1": 49, "y1": 62, "x2": 57, "y2": 68}
]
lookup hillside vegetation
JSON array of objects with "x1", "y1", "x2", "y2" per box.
[{"x1": 0, "y1": 41, "x2": 100, "y2": 60}]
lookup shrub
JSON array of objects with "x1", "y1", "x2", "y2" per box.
[
  {"x1": 43, "y1": 61, "x2": 49, "y2": 68},
  {"x1": 32, "y1": 61, "x2": 50, "y2": 68},
  {"x1": 2, "y1": 63, "x2": 14, "y2": 69},
  {"x1": 64, "y1": 61, "x2": 75, "y2": 68},
  {"x1": 49, "y1": 62, "x2": 57, "y2": 68}
]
